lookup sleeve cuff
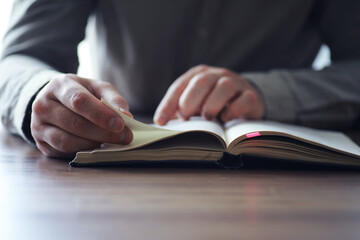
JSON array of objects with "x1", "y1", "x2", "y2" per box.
[
  {"x1": 242, "y1": 71, "x2": 298, "y2": 123},
  {"x1": 13, "y1": 70, "x2": 59, "y2": 144}
]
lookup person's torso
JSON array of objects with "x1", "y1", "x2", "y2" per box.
[{"x1": 89, "y1": 0, "x2": 321, "y2": 114}]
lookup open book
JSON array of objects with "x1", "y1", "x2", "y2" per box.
[{"x1": 70, "y1": 100, "x2": 360, "y2": 168}]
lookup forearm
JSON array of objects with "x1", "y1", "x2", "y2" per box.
[
  {"x1": 0, "y1": 0, "x2": 95, "y2": 141},
  {"x1": 0, "y1": 54, "x2": 59, "y2": 141}
]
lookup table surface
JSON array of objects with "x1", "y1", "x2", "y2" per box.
[{"x1": 1, "y1": 127, "x2": 360, "y2": 240}]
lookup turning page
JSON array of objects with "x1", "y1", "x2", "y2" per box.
[{"x1": 97, "y1": 99, "x2": 225, "y2": 153}]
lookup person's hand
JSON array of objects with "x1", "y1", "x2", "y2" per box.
[
  {"x1": 31, "y1": 74, "x2": 133, "y2": 158},
  {"x1": 154, "y1": 65, "x2": 265, "y2": 125}
]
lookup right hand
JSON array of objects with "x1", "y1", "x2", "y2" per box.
[{"x1": 31, "y1": 74, "x2": 133, "y2": 158}]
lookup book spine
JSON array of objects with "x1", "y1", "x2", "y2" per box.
[{"x1": 215, "y1": 152, "x2": 244, "y2": 169}]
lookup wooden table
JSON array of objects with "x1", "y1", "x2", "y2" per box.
[{"x1": 1, "y1": 127, "x2": 360, "y2": 240}]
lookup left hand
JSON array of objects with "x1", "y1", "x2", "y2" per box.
[{"x1": 154, "y1": 65, "x2": 265, "y2": 125}]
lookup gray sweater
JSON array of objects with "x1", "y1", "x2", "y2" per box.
[{"x1": 1, "y1": 0, "x2": 360, "y2": 142}]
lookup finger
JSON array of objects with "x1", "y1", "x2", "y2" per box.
[
  {"x1": 178, "y1": 72, "x2": 219, "y2": 120},
  {"x1": 34, "y1": 124, "x2": 102, "y2": 154},
  {"x1": 36, "y1": 100, "x2": 133, "y2": 144},
  {"x1": 36, "y1": 141, "x2": 75, "y2": 158},
  {"x1": 220, "y1": 90, "x2": 257, "y2": 122},
  {"x1": 38, "y1": 123, "x2": 132, "y2": 154},
  {"x1": 92, "y1": 81, "x2": 133, "y2": 118},
  {"x1": 201, "y1": 76, "x2": 238, "y2": 120},
  {"x1": 154, "y1": 64, "x2": 209, "y2": 125},
  {"x1": 51, "y1": 79, "x2": 125, "y2": 133}
]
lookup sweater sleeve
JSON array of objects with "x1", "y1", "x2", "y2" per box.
[
  {"x1": 0, "y1": 0, "x2": 95, "y2": 142},
  {"x1": 243, "y1": 0, "x2": 360, "y2": 130}
]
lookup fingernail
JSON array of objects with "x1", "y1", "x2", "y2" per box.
[
  {"x1": 119, "y1": 131, "x2": 127, "y2": 142},
  {"x1": 120, "y1": 108, "x2": 133, "y2": 118},
  {"x1": 120, "y1": 129, "x2": 133, "y2": 144},
  {"x1": 156, "y1": 113, "x2": 168, "y2": 125},
  {"x1": 108, "y1": 117, "x2": 123, "y2": 131}
]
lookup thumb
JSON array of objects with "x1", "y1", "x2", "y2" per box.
[{"x1": 93, "y1": 82, "x2": 133, "y2": 119}]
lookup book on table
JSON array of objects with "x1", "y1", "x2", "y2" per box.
[{"x1": 69, "y1": 99, "x2": 360, "y2": 168}]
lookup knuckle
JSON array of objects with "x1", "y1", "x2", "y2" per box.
[
  {"x1": 69, "y1": 91, "x2": 88, "y2": 111},
  {"x1": 64, "y1": 73, "x2": 78, "y2": 81},
  {"x1": 32, "y1": 99, "x2": 48, "y2": 115},
  {"x1": 192, "y1": 73, "x2": 211, "y2": 87},
  {"x1": 218, "y1": 77, "x2": 235, "y2": 90},
  {"x1": 217, "y1": 68, "x2": 232, "y2": 76},
  {"x1": 51, "y1": 74, "x2": 71, "y2": 87},
  {"x1": 192, "y1": 64, "x2": 208, "y2": 72},
  {"x1": 50, "y1": 73, "x2": 78, "y2": 88},
  {"x1": 49, "y1": 75, "x2": 62, "y2": 86}
]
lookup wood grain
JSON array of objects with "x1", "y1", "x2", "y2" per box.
[{"x1": 1, "y1": 128, "x2": 360, "y2": 240}]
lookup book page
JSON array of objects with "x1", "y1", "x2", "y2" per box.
[
  {"x1": 224, "y1": 119, "x2": 360, "y2": 156},
  {"x1": 97, "y1": 99, "x2": 225, "y2": 153},
  {"x1": 155, "y1": 117, "x2": 225, "y2": 140}
]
